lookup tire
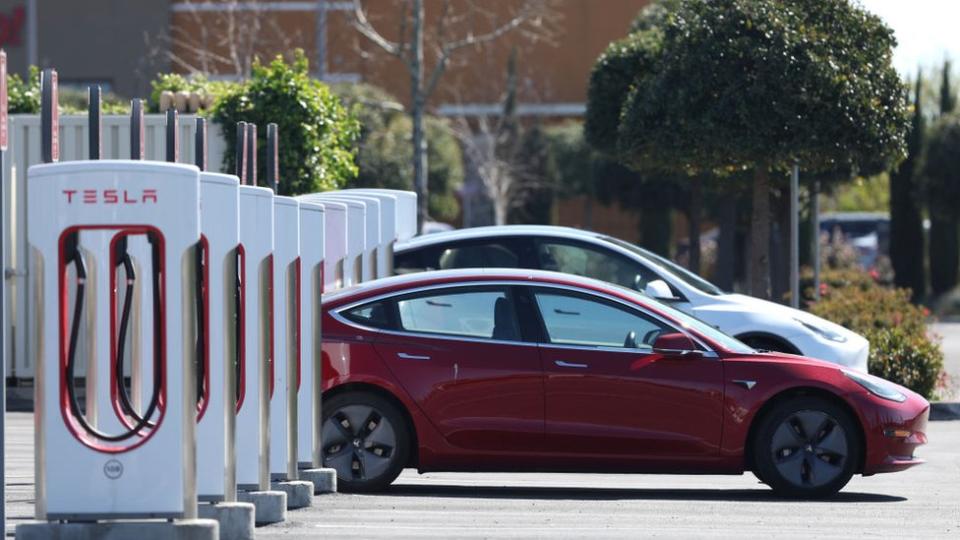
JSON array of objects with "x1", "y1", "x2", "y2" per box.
[
  {"x1": 321, "y1": 391, "x2": 410, "y2": 493},
  {"x1": 751, "y1": 396, "x2": 860, "y2": 499}
]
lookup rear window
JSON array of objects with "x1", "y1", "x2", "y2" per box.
[{"x1": 342, "y1": 301, "x2": 392, "y2": 329}]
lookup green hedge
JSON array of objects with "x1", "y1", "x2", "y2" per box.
[{"x1": 808, "y1": 270, "x2": 944, "y2": 398}]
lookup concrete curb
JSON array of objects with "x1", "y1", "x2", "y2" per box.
[
  {"x1": 15, "y1": 519, "x2": 219, "y2": 540},
  {"x1": 298, "y1": 468, "x2": 337, "y2": 494},
  {"x1": 930, "y1": 402, "x2": 960, "y2": 421}
]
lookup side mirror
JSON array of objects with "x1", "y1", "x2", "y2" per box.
[
  {"x1": 652, "y1": 332, "x2": 700, "y2": 356},
  {"x1": 644, "y1": 279, "x2": 674, "y2": 300}
]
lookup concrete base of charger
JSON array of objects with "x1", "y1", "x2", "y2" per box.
[
  {"x1": 15, "y1": 519, "x2": 218, "y2": 540},
  {"x1": 271, "y1": 480, "x2": 314, "y2": 509},
  {"x1": 236, "y1": 490, "x2": 287, "y2": 525},
  {"x1": 197, "y1": 502, "x2": 255, "y2": 540},
  {"x1": 298, "y1": 468, "x2": 337, "y2": 494}
]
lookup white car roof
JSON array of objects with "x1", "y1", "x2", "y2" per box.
[{"x1": 396, "y1": 225, "x2": 605, "y2": 252}]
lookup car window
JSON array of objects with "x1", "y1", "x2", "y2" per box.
[
  {"x1": 397, "y1": 288, "x2": 521, "y2": 341},
  {"x1": 537, "y1": 241, "x2": 661, "y2": 292},
  {"x1": 533, "y1": 290, "x2": 671, "y2": 349},
  {"x1": 602, "y1": 236, "x2": 724, "y2": 295},
  {"x1": 437, "y1": 242, "x2": 519, "y2": 270},
  {"x1": 343, "y1": 301, "x2": 392, "y2": 329}
]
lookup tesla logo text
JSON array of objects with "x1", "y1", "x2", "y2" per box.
[{"x1": 62, "y1": 189, "x2": 158, "y2": 204}]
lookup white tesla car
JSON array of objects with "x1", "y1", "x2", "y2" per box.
[{"x1": 393, "y1": 225, "x2": 869, "y2": 371}]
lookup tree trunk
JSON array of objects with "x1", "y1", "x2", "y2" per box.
[
  {"x1": 410, "y1": 0, "x2": 428, "y2": 232},
  {"x1": 715, "y1": 189, "x2": 736, "y2": 291},
  {"x1": 929, "y1": 215, "x2": 959, "y2": 296},
  {"x1": 750, "y1": 166, "x2": 772, "y2": 299},
  {"x1": 687, "y1": 176, "x2": 702, "y2": 274}
]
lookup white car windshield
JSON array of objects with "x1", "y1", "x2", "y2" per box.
[
  {"x1": 622, "y1": 288, "x2": 755, "y2": 354},
  {"x1": 603, "y1": 236, "x2": 725, "y2": 296}
]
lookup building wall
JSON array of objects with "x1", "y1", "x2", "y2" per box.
[
  {"x1": 0, "y1": 0, "x2": 170, "y2": 98},
  {"x1": 169, "y1": 0, "x2": 649, "y2": 116}
]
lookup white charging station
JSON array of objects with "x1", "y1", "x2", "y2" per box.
[
  {"x1": 315, "y1": 194, "x2": 381, "y2": 282},
  {"x1": 295, "y1": 202, "x2": 324, "y2": 469},
  {"x1": 300, "y1": 195, "x2": 361, "y2": 286},
  {"x1": 235, "y1": 184, "x2": 274, "y2": 492},
  {"x1": 338, "y1": 190, "x2": 402, "y2": 277},
  {"x1": 196, "y1": 172, "x2": 240, "y2": 502},
  {"x1": 29, "y1": 160, "x2": 200, "y2": 519},
  {"x1": 344, "y1": 189, "x2": 418, "y2": 242},
  {"x1": 269, "y1": 196, "x2": 300, "y2": 482},
  {"x1": 312, "y1": 200, "x2": 347, "y2": 291}
]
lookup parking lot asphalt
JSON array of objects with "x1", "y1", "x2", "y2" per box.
[{"x1": 5, "y1": 412, "x2": 959, "y2": 539}]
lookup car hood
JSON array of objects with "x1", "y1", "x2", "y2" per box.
[{"x1": 692, "y1": 293, "x2": 858, "y2": 338}]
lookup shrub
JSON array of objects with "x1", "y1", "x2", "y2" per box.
[
  {"x1": 333, "y1": 83, "x2": 463, "y2": 222},
  {"x1": 808, "y1": 271, "x2": 944, "y2": 398},
  {"x1": 213, "y1": 50, "x2": 359, "y2": 195},
  {"x1": 7, "y1": 66, "x2": 39, "y2": 113}
]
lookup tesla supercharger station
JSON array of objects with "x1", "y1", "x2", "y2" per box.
[
  {"x1": 344, "y1": 189, "x2": 418, "y2": 242},
  {"x1": 235, "y1": 160, "x2": 276, "y2": 494},
  {"x1": 314, "y1": 195, "x2": 382, "y2": 281},
  {"x1": 196, "y1": 167, "x2": 240, "y2": 503},
  {"x1": 309, "y1": 200, "x2": 347, "y2": 292},
  {"x1": 268, "y1": 195, "x2": 300, "y2": 484},
  {"x1": 295, "y1": 202, "x2": 325, "y2": 471},
  {"x1": 299, "y1": 195, "x2": 364, "y2": 285},
  {"x1": 28, "y1": 160, "x2": 201, "y2": 520},
  {"x1": 338, "y1": 191, "x2": 403, "y2": 277}
]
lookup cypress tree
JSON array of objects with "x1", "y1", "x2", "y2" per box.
[
  {"x1": 927, "y1": 61, "x2": 959, "y2": 296},
  {"x1": 890, "y1": 76, "x2": 927, "y2": 302}
]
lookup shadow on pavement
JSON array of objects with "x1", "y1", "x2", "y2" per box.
[{"x1": 383, "y1": 483, "x2": 906, "y2": 503}]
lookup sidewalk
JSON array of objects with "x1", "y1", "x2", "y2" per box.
[{"x1": 930, "y1": 322, "x2": 960, "y2": 420}]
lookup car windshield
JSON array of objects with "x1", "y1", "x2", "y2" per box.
[
  {"x1": 619, "y1": 288, "x2": 755, "y2": 354},
  {"x1": 603, "y1": 236, "x2": 725, "y2": 296}
]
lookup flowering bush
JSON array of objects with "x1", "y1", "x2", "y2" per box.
[{"x1": 808, "y1": 270, "x2": 944, "y2": 399}]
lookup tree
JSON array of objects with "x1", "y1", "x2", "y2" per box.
[
  {"x1": 927, "y1": 60, "x2": 959, "y2": 297},
  {"x1": 349, "y1": 0, "x2": 558, "y2": 230},
  {"x1": 890, "y1": 76, "x2": 927, "y2": 302},
  {"x1": 594, "y1": 0, "x2": 908, "y2": 299},
  {"x1": 213, "y1": 51, "x2": 359, "y2": 195}
]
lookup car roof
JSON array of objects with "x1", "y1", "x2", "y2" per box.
[
  {"x1": 395, "y1": 225, "x2": 606, "y2": 252},
  {"x1": 323, "y1": 267, "x2": 630, "y2": 307}
]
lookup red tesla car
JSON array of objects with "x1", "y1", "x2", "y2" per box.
[{"x1": 320, "y1": 269, "x2": 929, "y2": 498}]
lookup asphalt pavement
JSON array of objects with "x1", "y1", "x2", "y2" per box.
[{"x1": 5, "y1": 413, "x2": 958, "y2": 539}]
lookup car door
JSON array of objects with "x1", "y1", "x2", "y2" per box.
[
  {"x1": 528, "y1": 286, "x2": 724, "y2": 463},
  {"x1": 371, "y1": 285, "x2": 544, "y2": 454}
]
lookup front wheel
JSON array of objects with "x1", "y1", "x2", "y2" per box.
[
  {"x1": 752, "y1": 396, "x2": 860, "y2": 498},
  {"x1": 321, "y1": 391, "x2": 410, "y2": 492}
]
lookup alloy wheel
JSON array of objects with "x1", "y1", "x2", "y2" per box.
[
  {"x1": 321, "y1": 404, "x2": 398, "y2": 482},
  {"x1": 770, "y1": 409, "x2": 848, "y2": 488}
]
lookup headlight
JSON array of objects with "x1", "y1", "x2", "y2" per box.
[
  {"x1": 796, "y1": 318, "x2": 847, "y2": 343},
  {"x1": 843, "y1": 370, "x2": 906, "y2": 403}
]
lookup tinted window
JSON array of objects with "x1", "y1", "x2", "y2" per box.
[
  {"x1": 537, "y1": 241, "x2": 660, "y2": 292},
  {"x1": 343, "y1": 301, "x2": 391, "y2": 329},
  {"x1": 394, "y1": 239, "x2": 528, "y2": 275},
  {"x1": 397, "y1": 288, "x2": 521, "y2": 341},
  {"x1": 534, "y1": 290, "x2": 670, "y2": 349}
]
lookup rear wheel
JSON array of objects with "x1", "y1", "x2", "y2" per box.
[
  {"x1": 752, "y1": 396, "x2": 860, "y2": 498},
  {"x1": 321, "y1": 391, "x2": 410, "y2": 492}
]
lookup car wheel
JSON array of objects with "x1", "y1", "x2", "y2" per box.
[
  {"x1": 752, "y1": 396, "x2": 859, "y2": 498},
  {"x1": 321, "y1": 391, "x2": 410, "y2": 492}
]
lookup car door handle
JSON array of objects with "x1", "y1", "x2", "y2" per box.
[
  {"x1": 554, "y1": 360, "x2": 588, "y2": 369},
  {"x1": 397, "y1": 352, "x2": 431, "y2": 361}
]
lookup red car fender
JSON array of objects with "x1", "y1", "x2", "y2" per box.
[
  {"x1": 321, "y1": 336, "x2": 451, "y2": 469},
  {"x1": 719, "y1": 360, "x2": 864, "y2": 469}
]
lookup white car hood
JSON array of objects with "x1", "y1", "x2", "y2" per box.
[{"x1": 690, "y1": 293, "x2": 856, "y2": 339}]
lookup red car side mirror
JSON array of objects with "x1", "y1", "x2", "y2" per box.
[{"x1": 652, "y1": 332, "x2": 700, "y2": 356}]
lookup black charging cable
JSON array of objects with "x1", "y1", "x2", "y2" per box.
[{"x1": 65, "y1": 232, "x2": 162, "y2": 441}]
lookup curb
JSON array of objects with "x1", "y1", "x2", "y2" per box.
[{"x1": 930, "y1": 402, "x2": 960, "y2": 421}]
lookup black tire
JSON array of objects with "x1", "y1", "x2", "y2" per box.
[
  {"x1": 751, "y1": 396, "x2": 860, "y2": 499},
  {"x1": 321, "y1": 391, "x2": 411, "y2": 493}
]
